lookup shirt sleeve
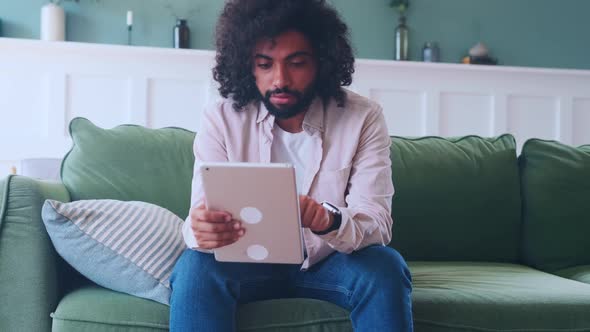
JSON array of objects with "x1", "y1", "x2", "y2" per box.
[
  {"x1": 318, "y1": 104, "x2": 394, "y2": 253},
  {"x1": 182, "y1": 101, "x2": 228, "y2": 250}
]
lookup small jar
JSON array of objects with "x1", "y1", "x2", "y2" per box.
[{"x1": 422, "y1": 42, "x2": 440, "y2": 62}]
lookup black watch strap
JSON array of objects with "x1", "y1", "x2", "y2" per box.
[{"x1": 314, "y1": 202, "x2": 342, "y2": 235}]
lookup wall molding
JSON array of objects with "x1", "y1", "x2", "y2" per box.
[{"x1": 1, "y1": 37, "x2": 590, "y2": 170}]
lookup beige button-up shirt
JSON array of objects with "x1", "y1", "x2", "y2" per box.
[{"x1": 182, "y1": 89, "x2": 394, "y2": 269}]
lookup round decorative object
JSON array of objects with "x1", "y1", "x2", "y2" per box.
[
  {"x1": 240, "y1": 207, "x2": 263, "y2": 224},
  {"x1": 469, "y1": 42, "x2": 489, "y2": 57},
  {"x1": 41, "y1": 3, "x2": 65, "y2": 41},
  {"x1": 247, "y1": 245, "x2": 269, "y2": 261}
]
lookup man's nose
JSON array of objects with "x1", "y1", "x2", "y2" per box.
[{"x1": 272, "y1": 64, "x2": 291, "y2": 89}]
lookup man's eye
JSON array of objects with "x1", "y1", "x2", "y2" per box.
[
  {"x1": 257, "y1": 63, "x2": 271, "y2": 69},
  {"x1": 290, "y1": 61, "x2": 306, "y2": 67}
]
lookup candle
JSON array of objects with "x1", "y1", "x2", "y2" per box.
[
  {"x1": 127, "y1": 10, "x2": 133, "y2": 26},
  {"x1": 41, "y1": 3, "x2": 65, "y2": 41}
]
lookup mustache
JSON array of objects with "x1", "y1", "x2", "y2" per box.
[{"x1": 264, "y1": 88, "x2": 303, "y2": 99}]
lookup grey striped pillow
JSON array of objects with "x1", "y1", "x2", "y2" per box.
[{"x1": 41, "y1": 199, "x2": 186, "y2": 305}]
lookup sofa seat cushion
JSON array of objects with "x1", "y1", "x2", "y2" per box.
[
  {"x1": 555, "y1": 265, "x2": 590, "y2": 285},
  {"x1": 411, "y1": 262, "x2": 590, "y2": 331},
  {"x1": 52, "y1": 285, "x2": 352, "y2": 332}
]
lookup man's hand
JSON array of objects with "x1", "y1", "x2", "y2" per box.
[
  {"x1": 190, "y1": 204, "x2": 245, "y2": 249},
  {"x1": 299, "y1": 195, "x2": 333, "y2": 233}
]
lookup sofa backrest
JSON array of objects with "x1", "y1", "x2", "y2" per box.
[
  {"x1": 61, "y1": 118, "x2": 195, "y2": 220},
  {"x1": 61, "y1": 119, "x2": 524, "y2": 263},
  {"x1": 387, "y1": 135, "x2": 522, "y2": 263},
  {"x1": 519, "y1": 139, "x2": 590, "y2": 272}
]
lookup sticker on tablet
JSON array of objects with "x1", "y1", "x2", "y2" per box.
[
  {"x1": 247, "y1": 245, "x2": 269, "y2": 261},
  {"x1": 240, "y1": 207, "x2": 263, "y2": 224}
]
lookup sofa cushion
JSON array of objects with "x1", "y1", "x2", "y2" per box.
[
  {"x1": 61, "y1": 118, "x2": 196, "y2": 219},
  {"x1": 389, "y1": 135, "x2": 521, "y2": 262},
  {"x1": 51, "y1": 286, "x2": 352, "y2": 332},
  {"x1": 411, "y1": 261, "x2": 590, "y2": 331},
  {"x1": 42, "y1": 199, "x2": 185, "y2": 305},
  {"x1": 519, "y1": 139, "x2": 590, "y2": 272},
  {"x1": 0, "y1": 176, "x2": 72, "y2": 332},
  {"x1": 554, "y1": 265, "x2": 590, "y2": 285}
]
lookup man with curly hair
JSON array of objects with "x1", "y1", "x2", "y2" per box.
[{"x1": 170, "y1": 0, "x2": 413, "y2": 331}]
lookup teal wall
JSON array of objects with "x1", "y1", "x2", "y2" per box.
[{"x1": 1, "y1": 0, "x2": 589, "y2": 70}]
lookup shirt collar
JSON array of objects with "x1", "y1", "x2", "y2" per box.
[
  {"x1": 302, "y1": 97, "x2": 325, "y2": 134},
  {"x1": 256, "y1": 97, "x2": 325, "y2": 134},
  {"x1": 256, "y1": 100, "x2": 270, "y2": 124}
]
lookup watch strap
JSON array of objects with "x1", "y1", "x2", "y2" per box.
[{"x1": 314, "y1": 202, "x2": 342, "y2": 235}]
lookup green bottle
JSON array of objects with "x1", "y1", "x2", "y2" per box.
[{"x1": 395, "y1": 16, "x2": 409, "y2": 61}]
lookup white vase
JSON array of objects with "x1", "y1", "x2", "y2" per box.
[{"x1": 41, "y1": 3, "x2": 65, "y2": 41}]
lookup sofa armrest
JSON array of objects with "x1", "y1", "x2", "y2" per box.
[{"x1": 0, "y1": 175, "x2": 71, "y2": 332}]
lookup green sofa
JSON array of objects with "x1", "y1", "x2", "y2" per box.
[{"x1": 2, "y1": 117, "x2": 590, "y2": 332}]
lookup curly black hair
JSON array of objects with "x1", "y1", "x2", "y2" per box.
[{"x1": 213, "y1": 0, "x2": 355, "y2": 111}]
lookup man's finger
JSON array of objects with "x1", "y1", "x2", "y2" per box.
[
  {"x1": 198, "y1": 231, "x2": 244, "y2": 249},
  {"x1": 195, "y1": 220, "x2": 241, "y2": 233},
  {"x1": 198, "y1": 239, "x2": 237, "y2": 249},
  {"x1": 312, "y1": 207, "x2": 328, "y2": 231},
  {"x1": 299, "y1": 197, "x2": 310, "y2": 217},
  {"x1": 191, "y1": 208, "x2": 232, "y2": 223},
  {"x1": 197, "y1": 230, "x2": 240, "y2": 242}
]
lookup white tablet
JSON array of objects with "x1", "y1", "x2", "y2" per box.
[{"x1": 200, "y1": 162, "x2": 305, "y2": 264}]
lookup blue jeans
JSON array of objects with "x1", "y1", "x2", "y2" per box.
[{"x1": 169, "y1": 245, "x2": 413, "y2": 331}]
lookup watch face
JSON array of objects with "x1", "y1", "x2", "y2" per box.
[{"x1": 322, "y1": 202, "x2": 340, "y2": 215}]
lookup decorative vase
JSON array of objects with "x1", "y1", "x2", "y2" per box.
[
  {"x1": 173, "y1": 19, "x2": 190, "y2": 49},
  {"x1": 41, "y1": 2, "x2": 65, "y2": 41},
  {"x1": 394, "y1": 15, "x2": 409, "y2": 61}
]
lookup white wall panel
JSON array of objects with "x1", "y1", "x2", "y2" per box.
[
  {"x1": 1, "y1": 37, "x2": 590, "y2": 164},
  {"x1": 148, "y1": 78, "x2": 209, "y2": 131},
  {"x1": 370, "y1": 89, "x2": 426, "y2": 136},
  {"x1": 0, "y1": 73, "x2": 47, "y2": 138},
  {"x1": 0, "y1": 161, "x2": 18, "y2": 177},
  {"x1": 439, "y1": 93, "x2": 493, "y2": 137},
  {"x1": 573, "y1": 98, "x2": 590, "y2": 146},
  {"x1": 66, "y1": 74, "x2": 131, "y2": 129},
  {"x1": 491, "y1": 94, "x2": 508, "y2": 136},
  {"x1": 507, "y1": 96, "x2": 560, "y2": 148}
]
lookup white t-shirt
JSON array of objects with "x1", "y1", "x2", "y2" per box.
[{"x1": 270, "y1": 123, "x2": 313, "y2": 194}]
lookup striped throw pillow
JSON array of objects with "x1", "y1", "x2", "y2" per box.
[{"x1": 42, "y1": 199, "x2": 186, "y2": 305}]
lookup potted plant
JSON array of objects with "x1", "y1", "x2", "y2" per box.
[{"x1": 390, "y1": 0, "x2": 410, "y2": 17}]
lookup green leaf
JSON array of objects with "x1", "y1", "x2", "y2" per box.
[{"x1": 389, "y1": 0, "x2": 410, "y2": 11}]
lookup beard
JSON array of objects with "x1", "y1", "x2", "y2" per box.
[{"x1": 260, "y1": 85, "x2": 317, "y2": 119}]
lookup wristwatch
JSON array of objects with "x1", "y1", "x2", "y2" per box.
[{"x1": 314, "y1": 201, "x2": 342, "y2": 235}]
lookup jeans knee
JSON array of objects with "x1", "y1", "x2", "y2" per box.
[
  {"x1": 359, "y1": 246, "x2": 412, "y2": 291},
  {"x1": 170, "y1": 249, "x2": 214, "y2": 290}
]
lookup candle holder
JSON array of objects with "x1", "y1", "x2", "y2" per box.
[
  {"x1": 126, "y1": 10, "x2": 133, "y2": 46},
  {"x1": 127, "y1": 25, "x2": 133, "y2": 46}
]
